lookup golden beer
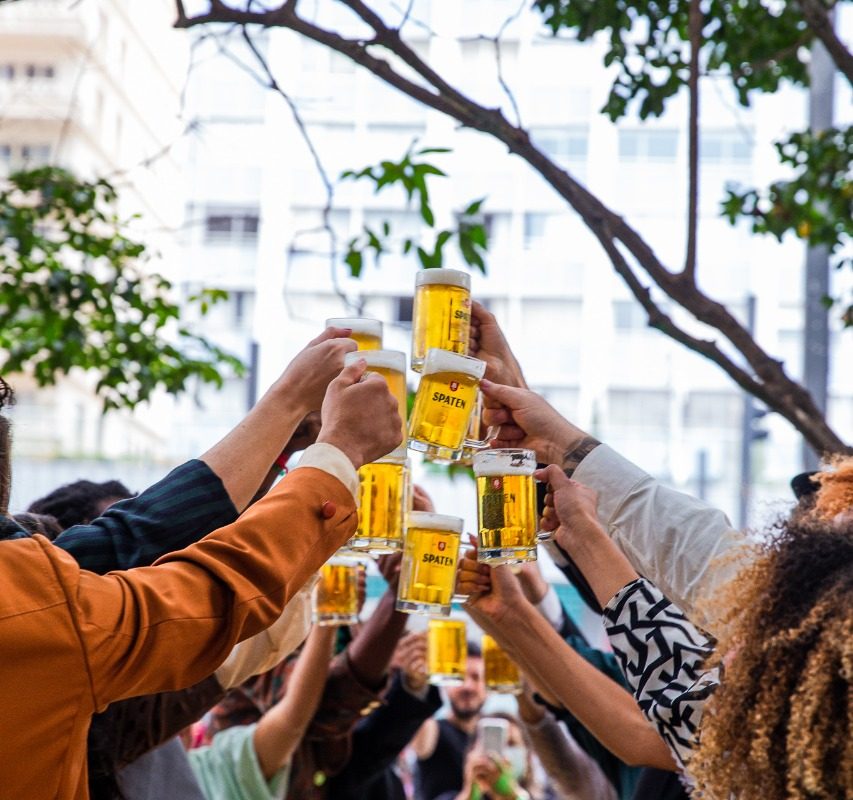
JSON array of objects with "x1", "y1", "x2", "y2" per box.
[
  {"x1": 313, "y1": 558, "x2": 359, "y2": 625},
  {"x1": 346, "y1": 457, "x2": 410, "y2": 553},
  {"x1": 326, "y1": 317, "x2": 383, "y2": 350},
  {"x1": 411, "y1": 269, "x2": 471, "y2": 371},
  {"x1": 397, "y1": 512, "x2": 463, "y2": 616},
  {"x1": 482, "y1": 634, "x2": 522, "y2": 694},
  {"x1": 428, "y1": 619, "x2": 467, "y2": 685},
  {"x1": 474, "y1": 448, "x2": 538, "y2": 564},
  {"x1": 408, "y1": 349, "x2": 486, "y2": 463},
  {"x1": 457, "y1": 390, "x2": 486, "y2": 466},
  {"x1": 345, "y1": 349, "x2": 408, "y2": 452}
]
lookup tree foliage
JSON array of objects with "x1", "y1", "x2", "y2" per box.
[
  {"x1": 536, "y1": 0, "x2": 814, "y2": 120},
  {"x1": 341, "y1": 145, "x2": 488, "y2": 275},
  {"x1": 0, "y1": 167, "x2": 244, "y2": 411}
]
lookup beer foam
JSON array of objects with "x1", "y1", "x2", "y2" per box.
[
  {"x1": 422, "y1": 348, "x2": 486, "y2": 380},
  {"x1": 344, "y1": 349, "x2": 406, "y2": 372},
  {"x1": 415, "y1": 268, "x2": 471, "y2": 291},
  {"x1": 326, "y1": 317, "x2": 382, "y2": 337},
  {"x1": 473, "y1": 461, "x2": 535, "y2": 477},
  {"x1": 408, "y1": 511, "x2": 464, "y2": 534}
]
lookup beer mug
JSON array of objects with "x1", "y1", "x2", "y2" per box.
[
  {"x1": 326, "y1": 317, "x2": 383, "y2": 350},
  {"x1": 411, "y1": 268, "x2": 471, "y2": 372},
  {"x1": 408, "y1": 349, "x2": 486, "y2": 463},
  {"x1": 397, "y1": 511, "x2": 464, "y2": 616},
  {"x1": 456, "y1": 391, "x2": 492, "y2": 466},
  {"x1": 313, "y1": 557, "x2": 360, "y2": 626},
  {"x1": 344, "y1": 349, "x2": 408, "y2": 454},
  {"x1": 346, "y1": 456, "x2": 410, "y2": 553},
  {"x1": 428, "y1": 619, "x2": 467, "y2": 685},
  {"x1": 482, "y1": 634, "x2": 522, "y2": 695},
  {"x1": 473, "y1": 448, "x2": 538, "y2": 564}
]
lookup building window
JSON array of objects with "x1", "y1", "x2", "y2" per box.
[
  {"x1": 683, "y1": 391, "x2": 741, "y2": 428},
  {"x1": 396, "y1": 296, "x2": 414, "y2": 326},
  {"x1": 608, "y1": 389, "x2": 671, "y2": 431},
  {"x1": 618, "y1": 129, "x2": 678, "y2": 162},
  {"x1": 20, "y1": 144, "x2": 51, "y2": 165},
  {"x1": 24, "y1": 64, "x2": 55, "y2": 79},
  {"x1": 204, "y1": 209, "x2": 260, "y2": 244},
  {"x1": 531, "y1": 126, "x2": 588, "y2": 166},
  {"x1": 1, "y1": 65, "x2": 15, "y2": 80},
  {"x1": 700, "y1": 130, "x2": 753, "y2": 164}
]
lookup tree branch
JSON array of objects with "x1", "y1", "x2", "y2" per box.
[
  {"x1": 798, "y1": 0, "x2": 853, "y2": 86},
  {"x1": 175, "y1": 1, "x2": 851, "y2": 455},
  {"x1": 683, "y1": 0, "x2": 701, "y2": 281}
]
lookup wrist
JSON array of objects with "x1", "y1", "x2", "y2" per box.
[
  {"x1": 316, "y1": 432, "x2": 365, "y2": 470},
  {"x1": 268, "y1": 375, "x2": 311, "y2": 417}
]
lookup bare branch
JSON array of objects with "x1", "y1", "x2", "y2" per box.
[
  {"x1": 798, "y1": 0, "x2": 853, "y2": 86},
  {"x1": 175, "y1": 0, "x2": 851, "y2": 455},
  {"x1": 683, "y1": 0, "x2": 701, "y2": 281},
  {"x1": 490, "y1": 0, "x2": 527, "y2": 128}
]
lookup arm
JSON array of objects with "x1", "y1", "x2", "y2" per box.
[
  {"x1": 410, "y1": 718, "x2": 440, "y2": 760},
  {"x1": 253, "y1": 625, "x2": 337, "y2": 780},
  {"x1": 53, "y1": 329, "x2": 356, "y2": 573},
  {"x1": 480, "y1": 380, "x2": 745, "y2": 634},
  {"x1": 70, "y1": 361, "x2": 403, "y2": 707},
  {"x1": 603, "y1": 579, "x2": 719, "y2": 770},
  {"x1": 517, "y1": 687, "x2": 618, "y2": 800},
  {"x1": 461, "y1": 561, "x2": 676, "y2": 771}
]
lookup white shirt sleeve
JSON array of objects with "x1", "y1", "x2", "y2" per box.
[
  {"x1": 293, "y1": 442, "x2": 359, "y2": 499},
  {"x1": 574, "y1": 444, "x2": 748, "y2": 634}
]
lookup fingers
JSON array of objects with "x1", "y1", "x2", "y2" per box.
[
  {"x1": 480, "y1": 378, "x2": 526, "y2": 409},
  {"x1": 332, "y1": 358, "x2": 367, "y2": 389},
  {"x1": 534, "y1": 464, "x2": 571, "y2": 490},
  {"x1": 457, "y1": 548, "x2": 491, "y2": 595},
  {"x1": 306, "y1": 325, "x2": 354, "y2": 347}
]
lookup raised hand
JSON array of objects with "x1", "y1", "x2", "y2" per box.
[
  {"x1": 316, "y1": 359, "x2": 402, "y2": 468},
  {"x1": 391, "y1": 631, "x2": 429, "y2": 692},
  {"x1": 272, "y1": 326, "x2": 358, "y2": 414},
  {"x1": 534, "y1": 465, "x2": 603, "y2": 554},
  {"x1": 479, "y1": 380, "x2": 583, "y2": 465},
  {"x1": 468, "y1": 301, "x2": 527, "y2": 388}
]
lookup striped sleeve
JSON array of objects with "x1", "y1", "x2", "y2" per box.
[
  {"x1": 602, "y1": 578, "x2": 720, "y2": 769},
  {"x1": 53, "y1": 460, "x2": 238, "y2": 574}
]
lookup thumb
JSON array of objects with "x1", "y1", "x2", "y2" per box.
[
  {"x1": 480, "y1": 379, "x2": 526, "y2": 409},
  {"x1": 307, "y1": 325, "x2": 352, "y2": 347},
  {"x1": 534, "y1": 464, "x2": 571, "y2": 489},
  {"x1": 332, "y1": 358, "x2": 367, "y2": 389}
]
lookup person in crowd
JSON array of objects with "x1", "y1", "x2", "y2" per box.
[
  {"x1": 411, "y1": 643, "x2": 488, "y2": 800},
  {"x1": 326, "y1": 630, "x2": 443, "y2": 800},
  {"x1": 516, "y1": 682, "x2": 617, "y2": 800},
  {"x1": 0, "y1": 356, "x2": 402, "y2": 799},
  {"x1": 12, "y1": 510, "x2": 62, "y2": 538},
  {"x1": 0, "y1": 328, "x2": 360, "y2": 800},
  {"x1": 29, "y1": 478, "x2": 133, "y2": 529},
  {"x1": 189, "y1": 623, "x2": 339, "y2": 800}
]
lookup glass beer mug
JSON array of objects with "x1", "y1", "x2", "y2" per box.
[
  {"x1": 482, "y1": 634, "x2": 522, "y2": 695},
  {"x1": 473, "y1": 448, "x2": 538, "y2": 564},
  {"x1": 346, "y1": 456, "x2": 410, "y2": 554},
  {"x1": 428, "y1": 618, "x2": 467, "y2": 686},
  {"x1": 326, "y1": 317, "x2": 383, "y2": 350},
  {"x1": 408, "y1": 348, "x2": 486, "y2": 463},
  {"x1": 313, "y1": 557, "x2": 360, "y2": 626},
  {"x1": 344, "y1": 349, "x2": 408, "y2": 455},
  {"x1": 396, "y1": 512, "x2": 464, "y2": 616},
  {"x1": 411, "y1": 268, "x2": 471, "y2": 372}
]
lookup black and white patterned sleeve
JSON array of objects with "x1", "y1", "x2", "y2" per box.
[{"x1": 602, "y1": 578, "x2": 720, "y2": 769}]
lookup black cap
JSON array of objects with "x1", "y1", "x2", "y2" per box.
[{"x1": 791, "y1": 471, "x2": 821, "y2": 500}]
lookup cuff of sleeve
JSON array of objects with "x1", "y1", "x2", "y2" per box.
[
  {"x1": 535, "y1": 586, "x2": 566, "y2": 632},
  {"x1": 294, "y1": 443, "x2": 359, "y2": 500},
  {"x1": 401, "y1": 676, "x2": 431, "y2": 701},
  {"x1": 573, "y1": 444, "x2": 649, "y2": 528},
  {"x1": 602, "y1": 577, "x2": 647, "y2": 618}
]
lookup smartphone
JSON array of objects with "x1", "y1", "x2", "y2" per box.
[{"x1": 477, "y1": 717, "x2": 509, "y2": 758}]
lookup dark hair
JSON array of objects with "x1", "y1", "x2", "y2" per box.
[
  {"x1": 28, "y1": 479, "x2": 134, "y2": 530},
  {"x1": 13, "y1": 512, "x2": 63, "y2": 540},
  {"x1": 467, "y1": 640, "x2": 482, "y2": 659}
]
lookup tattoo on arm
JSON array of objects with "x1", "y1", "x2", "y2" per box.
[{"x1": 562, "y1": 436, "x2": 601, "y2": 478}]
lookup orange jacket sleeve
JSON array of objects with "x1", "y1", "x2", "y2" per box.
[{"x1": 50, "y1": 466, "x2": 356, "y2": 710}]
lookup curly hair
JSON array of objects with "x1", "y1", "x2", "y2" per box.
[
  {"x1": 812, "y1": 455, "x2": 853, "y2": 523},
  {"x1": 28, "y1": 479, "x2": 133, "y2": 530},
  {"x1": 690, "y1": 513, "x2": 853, "y2": 800}
]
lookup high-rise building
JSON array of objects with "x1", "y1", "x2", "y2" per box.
[{"x1": 2, "y1": 0, "x2": 190, "y2": 507}]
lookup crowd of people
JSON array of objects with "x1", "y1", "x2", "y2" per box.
[{"x1": 0, "y1": 305, "x2": 850, "y2": 800}]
